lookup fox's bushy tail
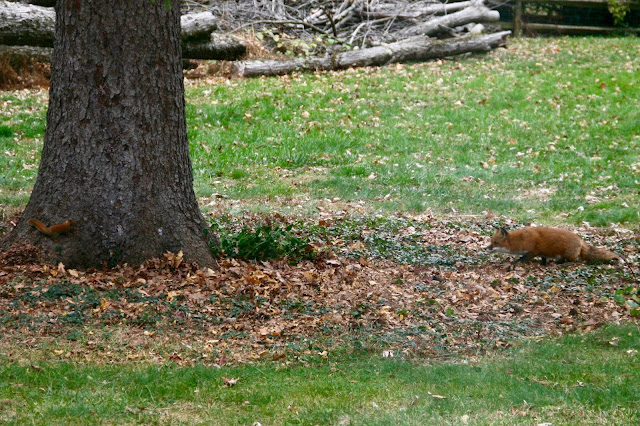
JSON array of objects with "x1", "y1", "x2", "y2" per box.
[{"x1": 580, "y1": 243, "x2": 622, "y2": 264}]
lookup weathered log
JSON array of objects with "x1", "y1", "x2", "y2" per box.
[
  {"x1": 363, "y1": 1, "x2": 473, "y2": 19},
  {"x1": 182, "y1": 33, "x2": 247, "y2": 60},
  {"x1": 232, "y1": 57, "x2": 331, "y2": 78},
  {"x1": 232, "y1": 31, "x2": 510, "y2": 78},
  {"x1": 179, "y1": 11, "x2": 219, "y2": 40},
  {"x1": 400, "y1": 3, "x2": 500, "y2": 37},
  {"x1": 0, "y1": 41, "x2": 247, "y2": 67},
  {"x1": 0, "y1": 0, "x2": 55, "y2": 47},
  {"x1": 0, "y1": 44, "x2": 52, "y2": 62},
  {"x1": 0, "y1": 40, "x2": 247, "y2": 64},
  {"x1": 500, "y1": 21, "x2": 640, "y2": 34},
  {"x1": 0, "y1": 1, "x2": 221, "y2": 44},
  {"x1": 0, "y1": 1, "x2": 242, "y2": 60},
  {"x1": 17, "y1": 0, "x2": 55, "y2": 6}
]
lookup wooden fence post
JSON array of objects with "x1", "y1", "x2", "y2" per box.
[{"x1": 514, "y1": 0, "x2": 523, "y2": 37}]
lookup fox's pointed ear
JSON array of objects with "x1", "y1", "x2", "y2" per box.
[
  {"x1": 492, "y1": 225, "x2": 507, "y2": 234},
  {"x1": 493, "y1": 225, "x2": 508, "y2": 237}
]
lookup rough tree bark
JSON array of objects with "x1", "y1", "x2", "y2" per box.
[{"x1": 0, "y1": 0, "x2": 217, "y2": 268}]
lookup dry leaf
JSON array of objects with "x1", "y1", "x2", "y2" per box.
[
  {"x1": 223, "y1": 377, "x2": 239, "y2": 387},
  {"x1": 429, "y1": 392, "x2": 446, "y2": 399}
]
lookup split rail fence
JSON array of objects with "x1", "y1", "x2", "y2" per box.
[{"x1": 490, "y1": 0, "x2": 640, "y2": 35}]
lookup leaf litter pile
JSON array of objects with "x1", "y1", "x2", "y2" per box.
[{"x1": 1, "y1": 213, "x2": 638, "y2": 365}]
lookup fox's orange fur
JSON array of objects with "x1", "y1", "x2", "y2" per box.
[{"x1": 488, "y1": 226, "x2": 622, "y2": 264}]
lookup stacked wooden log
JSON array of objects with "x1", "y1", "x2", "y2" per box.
[
  {"x1": 232, "y1": 30, "x2": 509, "y2": 77},
  {"x1": 0, "y1": 0, "x2": 247, "y2": 62},
  {"x1": 200, "y1": 0, "x2": 510, "y2": 77},
  {"x1": 224, "y1": 0, "x2": 509, "y2": 77},
  {"x1": 206, "y1": 0, "x2": 504, "y2": 44},
  {"x1": 1, "y1": 0, "x2": 510, "y2": 78},
  {"x1": 300, "y1": 0, "x2": 500, "y2": 42}
]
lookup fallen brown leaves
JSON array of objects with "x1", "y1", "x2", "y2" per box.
[{"x1": 0, "y1": 217, "x2": 637, "y2": 365}]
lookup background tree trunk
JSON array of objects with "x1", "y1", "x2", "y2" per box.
[{"x1": 1, "y1": 0, "x2": 216, "y2": 268}]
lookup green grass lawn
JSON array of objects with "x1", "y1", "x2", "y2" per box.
[
  {"x1": 1, "y1": 36, "x2": 640, "y2": 424},
  {"x1": 1, "y1": 324, "x2": 638, "y2": 424},
  {"x1": 1, "y1": 37, "x2": 639, "y2": 225},
  {"x1": 186, "y1": 37, "x2": 640, "y2": 225}
]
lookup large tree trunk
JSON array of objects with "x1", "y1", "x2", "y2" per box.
[{"x1": 1, "y1": 0, "x2": 216, "y2": 268}]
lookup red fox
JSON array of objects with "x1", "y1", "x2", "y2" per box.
[{"x1": 488, "y1": 226, "x2": 622, "y2": 264}]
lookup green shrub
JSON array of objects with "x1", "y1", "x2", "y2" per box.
[{"x1": 212, "y1": 223, "x2": 315, "y2": 263}]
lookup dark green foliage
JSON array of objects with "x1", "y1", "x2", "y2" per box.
[
  {"x1": 42, "y1": 282, "x2": 84, "y2": 300},
  {"x1": 212, "y1": 223, "x2": 315, "y2": 263},
  {"x1": 614, "y1": 286, "x2": 640, "y2": 316}
]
